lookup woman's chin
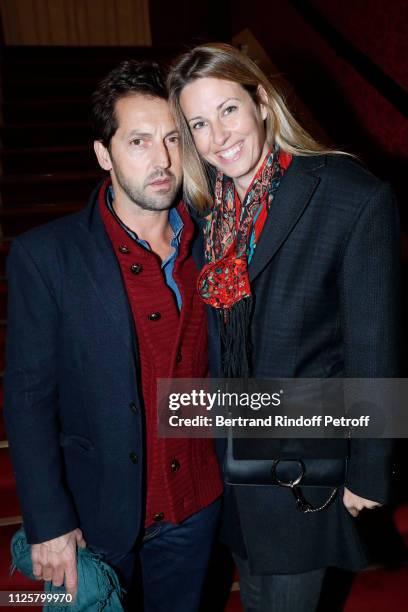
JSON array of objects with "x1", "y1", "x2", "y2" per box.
[{"x1": 213, "y1": 159, "x2": 251, "y2": 178}]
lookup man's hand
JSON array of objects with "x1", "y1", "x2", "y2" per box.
[
  {"x1": 343, "y1": 487, "x2": 382, "y2": 517},
  {"x1": 31, "y1": 528, "x2": 86, "y2": 598}
]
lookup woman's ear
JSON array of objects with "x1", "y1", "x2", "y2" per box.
[{"x1": 257, "y1": 85, "x2": 269, "y2": 121}]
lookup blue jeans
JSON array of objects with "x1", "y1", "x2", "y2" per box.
[
  {"x1": 90, "y1": 499, "x2": 220, "y2": 612},
  {"x1": 234, "y1": 553, "x2": 325, "y2": 612}
]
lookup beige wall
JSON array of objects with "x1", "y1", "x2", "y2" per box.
[{"x1": 0, "y1": 0, "x2": 151, "y2": 45}]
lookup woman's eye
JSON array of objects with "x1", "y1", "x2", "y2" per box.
[
  {"x1": 223, "y1": 105, "x2": 237, "y2": 116},
  {"x1": 192, "y1": 121, "x2": 206, "y2": 130}
]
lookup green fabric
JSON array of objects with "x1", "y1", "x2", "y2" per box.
[{"x1": 10, "y1": 528, "x2": 125, "y2": 611}]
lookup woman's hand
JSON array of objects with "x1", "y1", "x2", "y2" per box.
[{"x1": 343, "y1": 487, "x2": 382, "y2": 517}]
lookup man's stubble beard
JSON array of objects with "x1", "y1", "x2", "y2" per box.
[{"x1": 111, "y1": 159, "x2": 180, "y2": 212}]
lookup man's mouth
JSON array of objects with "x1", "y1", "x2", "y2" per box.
[{"x1": 148, "y1": 177, "x2": 173, "y2": 189}]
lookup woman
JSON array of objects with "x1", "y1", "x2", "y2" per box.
[{"x1": 168, "y1": 44, "x2": 399, "y2": 612}]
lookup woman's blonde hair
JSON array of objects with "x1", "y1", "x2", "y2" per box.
[{"x1": 168, "y1": 42, "x2": 341, "y2": 212}]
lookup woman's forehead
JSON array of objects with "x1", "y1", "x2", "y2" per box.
[{"x1": 180, "y1": 78, "x2": 247, "y2": 114}]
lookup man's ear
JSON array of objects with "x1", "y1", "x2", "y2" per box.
[
  {"x1": 257, "y1": 85, "x2": 269, "y2": 121},
  {"x1": 94, "y1": 141, "x2": 112, "y2": 171}
]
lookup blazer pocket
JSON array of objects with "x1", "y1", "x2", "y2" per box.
[{"x1": 59, "y1": 432, "x2": 95, "y2": 452}]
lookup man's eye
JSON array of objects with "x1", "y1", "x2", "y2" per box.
[
  {"x1": 192, "y1": 121, "x2": 206, "y2": 130},
  {"x1": 131, "y1": 138, "x2": 143, "y2": 146},
  {"x1": 167, "y1": 135, "x2": 180, "y2": 145}
]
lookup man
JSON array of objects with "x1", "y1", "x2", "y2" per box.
[{"x1": 4, "y1": 60, "x2": 222, "y2": 611}]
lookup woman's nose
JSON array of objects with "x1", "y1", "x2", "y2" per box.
[{"x1": 212, "y1": 121, "x2": 230, "y2": 146}]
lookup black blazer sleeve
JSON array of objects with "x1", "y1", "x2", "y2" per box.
[
  {"x1": 339, "y1": 181, "x2": 400, "y2": 503},
  {"x1": 4, "y1": 239, "x2": 78, "y2": 543}
]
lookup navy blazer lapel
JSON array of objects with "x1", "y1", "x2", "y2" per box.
[
  {"x1": 191, "y1": 217, "x2": 206, "y2": 271},
  {"x1": 248, "y1": 156, "x2": 324, "y2": 282},
  {"x1": 74, "y1": 191, "x2": 136, "y2": 352}
]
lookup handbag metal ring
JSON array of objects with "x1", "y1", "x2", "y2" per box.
[{"x1": 271, "y1": 459, "x2": 305, "y2": 487}]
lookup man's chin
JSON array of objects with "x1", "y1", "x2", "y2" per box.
[
  {"x1": 138, "y1": 194, "x2": 178, "y2": 212},
  {"x1": 144, "y1": 185, "x2": 180, "y2": 207}
]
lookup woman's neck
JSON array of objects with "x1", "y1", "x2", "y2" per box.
[{"x1": 232, "y1": 141, "x2": 272, "y2": 202}]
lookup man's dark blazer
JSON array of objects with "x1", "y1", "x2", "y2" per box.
[
  {"x1": 204, "y1": 154, "x2": 400, "y2": 573},
  {"x1": 4, "y1": 184, "x2": 203, "y2": 552}
]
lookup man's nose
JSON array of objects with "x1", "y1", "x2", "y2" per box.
[{"x1": 153, "y1": 142, "x2": 171, "y2": 168}]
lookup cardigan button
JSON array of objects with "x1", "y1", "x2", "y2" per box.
[
  {"x1": 129, "y1": 452, "x2": 138, "y2": 464},
  {"x1": 148, "y1": 312, "x2": 161, "y2": 321},
  {"x1": 119, "y1": 245, "x2": 130, "y2": 254},
  {"x1": 153, "y1": 512, "x2": 164, "y2": 522},
  {"x1": 129, "y1": 402, "x2": 138, "y2": 413},
  {"x1": 171, "y1": 459, "x2": 181, "y2": 472},
  {"x1": 130, "y1": 263, "x2": 143, "y2": 274},
  {"x1": 176, "y1": 348, "x2": 182, "y2": 363}
]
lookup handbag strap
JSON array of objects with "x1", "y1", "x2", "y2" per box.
[{"x1": 271, "y1": 460, "x2": 338, "y2": 513}]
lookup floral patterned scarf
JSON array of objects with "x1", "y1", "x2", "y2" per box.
[{"x1": 197, "y1": 146, "x2": 292, "y2": 376}]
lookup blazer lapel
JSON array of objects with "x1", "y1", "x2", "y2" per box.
[
  {"x1": 249, "y1": 156, "x2": 324, "y2": 282},
  {"x1": 190, "y1": 209, "x2": 206, "y2": 271},
  {"x1": 74, "y1": 194, "x2": 136, "y2": 352}
]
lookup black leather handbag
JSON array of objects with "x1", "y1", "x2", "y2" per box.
[{"x1": 224, "y1": 435, "x2": 347, "y2": 513}]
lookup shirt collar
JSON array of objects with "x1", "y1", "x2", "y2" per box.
[{"x1": 106, "y1": 185, "x2": 183, "y2": 245}]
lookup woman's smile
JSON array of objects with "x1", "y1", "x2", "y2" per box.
[
  {"x1": 216, "y1": 140, "x2": 244, "y2": 162},
  {"x1": 180, "y1": 77, "x2": 269, "y2": 198}
]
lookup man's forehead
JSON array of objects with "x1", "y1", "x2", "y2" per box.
[{"x1": 114, "y1": 94, "x2": 175, "y2": 131}]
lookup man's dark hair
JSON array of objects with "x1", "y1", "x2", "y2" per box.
[{"x1": 91, "y1": 59, "x2": 167, "y2": 148}]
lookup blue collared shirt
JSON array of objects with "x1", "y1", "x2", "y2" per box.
[{"x1": 106, "y1": 186, "x2": 183, "y2": 310}]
